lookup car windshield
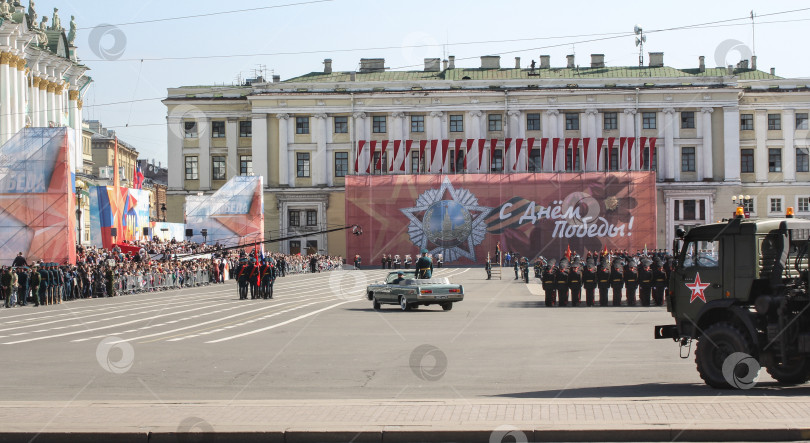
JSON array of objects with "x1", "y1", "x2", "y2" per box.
[{"x1": 386, "y1": 272, "x2": 416, "y2": 284}]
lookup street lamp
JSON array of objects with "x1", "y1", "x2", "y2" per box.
[{"x1": 732, "y1": 194, "x2": 752, "y2": 218}]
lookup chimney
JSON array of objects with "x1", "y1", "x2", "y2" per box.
[
  {"x1": 448, "y1": 55, "x2": 455, "y2": 69},
  {"x1": 350, "y1": 71, "x2": 356, "y2": 81},
  {"x1": 539, "y1": 55, "x2": 550, "y2": 69},
  {"x1": 272, "y1": 75, "x2": 280, "y2": 83},
  {"x1": 648, "y1": 52, "x2": 664, "y2": 67},
  {"x1": 442, "y1": 59, "x2": 448, "y2": 70},
  {"x1": 480, "y1": 55, "x2": 501, "y2": 69},
  {"x1": 424, "y1": 58, "x2": 441, "y2": 72},
  {"x1": 736, "y1": 60, "x2": 749, "y2": 70},
  {"x1": 323, "y1": 58, "x2": 332, "y2": 74},
  {"x1": 698, "y1": 56, "x2": 705, "y2": 73},
  {"x1": 751, "y1": 55, "x2": 757, "y2": 70},
  {"x1": 590, "y1": 54, "x2": 605, "y2": 68},
  {"x1": 566, "y1": 54, "x2": 575, "y2": 68},
  {"x1": 359, "y1": 58, "x2": 385, "y2": 73},
  {"x1": 771, "y1": 67, "x2": 776, "y2": 76},
  {"x1": 515, "y1": 57, "x2": 521, "y2": 69},
  {"x1": 727, "y1": 64, "x2": 734, "y2": 75}
]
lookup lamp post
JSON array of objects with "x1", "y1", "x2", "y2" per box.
[{"x1": 732, "y1": 194, "x2": 752, "y2": 218}]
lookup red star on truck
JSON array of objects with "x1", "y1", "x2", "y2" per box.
[{"x1": 685, "y1": 272, "x2": 710, "y2": 303}]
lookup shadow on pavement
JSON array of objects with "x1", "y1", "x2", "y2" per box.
[{"x1": 493, "y1": 382, "x2": 810, "y2": 398}]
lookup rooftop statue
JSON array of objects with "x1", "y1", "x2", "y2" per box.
[
  {"x1": 0, "y1": 1, "x2": 10, "y2": 18},
  {"x1": 50, "y1": 6, "x2": 60, "y2": 30},
  {"x1": 67, "y1": 15, "x2": 75, "y2": 45},
  {"x1": 27, "y1": 0, "x2": 35, "y2": 26}
]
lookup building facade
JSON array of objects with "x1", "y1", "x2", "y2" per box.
[{"x1": 165, "y1": 52, "x2": 808, "y2": 257}]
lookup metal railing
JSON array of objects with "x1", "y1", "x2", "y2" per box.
[{"x1": 114, "y1": 269, "x2": 211, "y2": 295}]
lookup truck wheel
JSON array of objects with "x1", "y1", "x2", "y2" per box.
[
  {"x1": 399, "y1": 296, "x2": 411, "y2": 311},
  {"x1": 766, "y1": 356, "x2": 810, "y2": 385},
  {"x1": 367, "y1": 291, "x2": 373, "y2": 301},
  {"x1": 695, "y1": 322, "x2": 754, "y2": 389},
  {"x1": 373, "y1": 298, "x2": 381, "y2": 310},
  {"x1": 441, "y1": 302, "x2": 453, "y2": 311}
]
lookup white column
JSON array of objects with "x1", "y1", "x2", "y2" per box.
[
  {"x1": 783, "y1": 109, "x2": 796, "y2": 182},
  {"x1": 0, "y1": 55, "x2": 10, "y2": 143},
  {"x1": 167, "y1": 116, "x2": 184, "y2": 190},
  {"x1": 39, "y1": 78, "x2": 47, "y2": 126},
  {"x1": 545, "y1": 110, "x2": 559, "y2": 171},
  {"x1": 351, "y1": 112, "x2": 366, "y2": 174},
  {"x1": 68, "y1": 89, "x2": 82, "y2": 171},
  {"x1": 723, "y1": 106, "x2": 741, "y2": 182},
  {"x1": 276, "y1": 113, "x2": 289, "y2": 184},
  {"x1": 326, "y1": 116, "x2": 335, "y2": 185},
  {"x1": 251, "y1": 113, "x2": 268, "y2": 186},
  {"x1": 754, "y1": 109, "x2": 768, "y2": 183},
  {"x1": 225, "y1": 117, "x2": 238, "y2": 179},
  {"x1": 197, "y1": 118, "x2": 211, "y2": 190},
  {"x1": 700, "y1": 107, "x2": 714, "y2": 181},
  {"x1": 467, "y1": 111, "x2": 482, "y2": 172},
  {"x1": 16, "y1": 61, "x2": 24, "y2": 131},
  {"x1": 47, "y1": 81, "x2": 56, "y2": 127},
  {"x1": 585, "y1": 109, "x2": 598, "y2": 171},
  {"x1": 30, "y1": 76, "x2": 39, "y2": 127},
  {"x1": 663, "y1": 108, "x2": 676, "y2": 180},
  {"x1": 391, "y1": 112, "x2": 406, "y2": 174},
  {"x1": 507, "y1": 110, "x2": 521, "y2": 172},
  {"x1": 622, "y1": 109, "x2": 636, "y2": 170},
  {"x1": 8, "y1": 56, "x2": 17, "y2": 135},
  {"x1": 430, "y1": 111, "x2": 444, "y2": 172},
  {"x1": 313, "y1": 113, "x2": 327, "y2": 186}
]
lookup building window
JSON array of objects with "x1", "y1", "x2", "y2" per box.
[
  {"x1": 296, "y1": 117, "x2": 310, "y2": 134},
  {"x1": 411, "y1": 115, "x2": 424, "y2": 133},
  {"x1": 797, "y1": 113, "x2": 809, "y2": 130},
  {"x1": 798, "y1": 197, "x2": 810, "y2": 213},
  {"x1": 770, "y1": 197, "x2": 783, "y2": 213},
  {"x1": 184, "y1": 121, "x2": 197, "y2": 138},
  {"x1": 742, "y1": 198, "x2": 755, "y2": 213},
  {"x1": 609, "y1": 147, "x2": 619, "y2": 171},
  {"x1": 740, "y1": 114, "x2": 754, "y2": 130},
  {"x1": 306, "y1": 240, "x2": 318, "y2": 255},
  {"x1": 681, "y1": 147, "x2": 695, "y2": 172},
  {"x1": 491, "y1": 149, "x2": 503, "y2": 171},
  {"x1": 334, "y1": 116, "x2": 348, "y2": 133},
  {"x1": 306, "y1": 210, "x2": 317, "y2": 226},
  {"x1": 681, "y1": 111, "x2": 695, "y2": 129},
  {"x1": 240, "y1": 155, "x2": 253, "y2": 176},
  {"x1": 184, "y1": 156, "x2": 198, "y2": 180},
  {"x1": 411, "y1": 152, "x2": 424, "y2": 173},
  {"x1": 798, "y1": 148, "x2": 809, "y2": 172},
  {"x1": 335, "y1": 152, "x2": 348, "y2": 177},
  {"x1": 526, "y1": 113, "x2": 541, "y2": 131},
  {"x1": 768, "y1": 114, "x2": 781, "y2": 130},
  {"x1": 289, "y1": 210, "x2": 300, "y2": 227},
  {"x1": 565, "y1": 113, "x2": 579, "y2": 130},
  {"x1": 372, "y1": 151, "x2": 388, "y2": 174},
  {"x1": 449, "y1": 115, "x2": 463, "y2": 132},
  {"x1": 740, "y1": 148, "x2": 754, "y2": 173},
  {"x1": 769, "y1": 148, "x2": 782, "y2": 172},
  {"x1": 372, "y1": 116, "x2": 386, "y2": 133},
  {"x1": 239, "y1": 121, "x2": 252, "y2": 137},
  {"x1": 289, "y1": 240, "x2": 301, "y2": 255},
  {"x1": 603, "y1": 112, "x2": 617, "y2": 130},
  {"x1": 297, "y1": 152, "x2": 310, "y2": 177},
  {"x1": 488, "y1": 114, "x2": 502, "y2": 131},
  {"x1": 529, "y1": 150, "x2": 542, "y2": 172},
  {"x1": 642, "y1": 112, "x2": 657, "y2": 129},
  {"x1": 211, "y1": 121, "x2": 225, "y2": 138},
  {"x1": 212, "y1": 156, "x2": 226, "y2": 180}
]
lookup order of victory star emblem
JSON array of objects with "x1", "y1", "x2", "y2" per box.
[
  {"x1": 685, "y1": 272, "x2": 710, "y2": 303},
  {"x1": 400, "y1": 177, "x2": 492, "y2": 262}
]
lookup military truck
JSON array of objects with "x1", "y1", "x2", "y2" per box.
[{"x1": 655, "y1": 209, "x2": 810, "y2": 388}]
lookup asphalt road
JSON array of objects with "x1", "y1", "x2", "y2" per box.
[{"x1": 0, "y1": 267, "x2": 798, "y2": 403}]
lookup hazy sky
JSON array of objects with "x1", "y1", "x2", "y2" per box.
[{"x1": 47, "y1": 0, "x2": 809, "y2": 163}]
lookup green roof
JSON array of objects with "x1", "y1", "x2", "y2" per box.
[{"x1": 283, "y1": 66, "x2": 780, "y2": 83}]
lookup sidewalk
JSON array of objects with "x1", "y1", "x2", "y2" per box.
[{"x1": 1, "y1": 397, "x2": 810, "y2": 442}]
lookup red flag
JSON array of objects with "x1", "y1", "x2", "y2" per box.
[
  {"x1": 380, "y1": 140, "x2": 389, "y2": 172},
  {"x1": 454, "y1": 139, "x2": 463, "y2": 172},
  {"x1": 356, "y1": 140, "x2": 366, "y2": 173},
  {"x1": 596, "y1": 138, "x2": 604, "y2": 171},
  {"x1": 477, "y1": 139, "x2": 486, "y2": 170},
  {"x1": 540, "y1": 138, "x2": 549, "y2": 169},
  {"x1": 627, "y1": 137, "x2": 635, "y2": 170},
  {"x1": 429, "y1": 139, "x2": 438, "y2": 172},
  {"x1": 367, "y1": 140, "x2": 377, "y2": 173},
  {"x1": 638, "y1": 137, "x2": 647, "y2": 170},
  {"x1": 489, "y1": 138, "x2": 498, "y2": 172},
  {"x1": 582, "y1": 138, "x2": 590, "y2": 169},
  {"x1": 607, "y1": 137, "x2": 615, "y2": 170},
  {"x1": 254, "y1": 247, "x2": 260, "y2": 286},
  {"x1": 418, "y1": 140, "x2": 428, "y2": 173},
  {"x1": 526, "y1": 138, "x2": 535, "y2": 171},
  {"x1": 440, "y1": 140, "x2": 450, "y2": 173},
  {"x1": 552, "y1": 138, "x2": 560, "y2": 171},
  {"x1": 619, "y1": 137, "x2": 627, "y2": 169},
  {"x1": 465, "y1": 139, "x2": 474, "y2": 170},
  {"x1": 513, "y1": 138, "x2": 523, "y2": 171},
  {"x1": 565, "y1": 244, "x2": 572, "y2": 262},
  {"x1": 649, "y1": 138, "x2": 657, "y2": 170},
  {"x1": 391, "y1": 140, "x2": 401, "y2": 172},
  {"x1": 402, "y1": 140, "x2": 413, "y2": 172}
]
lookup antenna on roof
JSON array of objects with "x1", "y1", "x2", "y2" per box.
[
  {"x1": 750, "y1": 10, "x2": 756, "y2": 56},
  {"x1": 634, "y1": 25, "x2": 646, "y2": 67}
]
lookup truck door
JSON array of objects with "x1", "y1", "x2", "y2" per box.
[{"x1": 675, "y1": 240, "x2": 723, "y2": 316}]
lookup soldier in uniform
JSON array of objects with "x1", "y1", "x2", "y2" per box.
[
  {"x1": 513, "y1": 258, "x2": 519, "y2": 280},
  {"x1": 105, "y1": 264, "x2": 115, "y2": 297},
  {"x1": 652, "y1": 259, "x2": 667, "y2": 306},
  {"x1": 541, "y1": 259, "x2": 557, "y2": 307},
  {"x1": 38, "y1": 263, "x2": 49, "y2": 305},
  {"x1": 381, "y1": 254, "x2": 387, "y2": 269},
  {"x1": 248, "y1": 258, "x2": 259, "y2": 299},
  {"x1": 582, "y1": 258, "x2": 597, "y2": 307},
  {"x1": 555, "y1": 259, "x2": 570, "y2": 307},
  {"x1": 30, "y1": 264, "x2": 40, "y2": 307},
  {"x1": 415, "y1": 249, "x2": 433, "y2": 279},
  {"x1": 261, "y1": 259, "x2": 276, "y2": 299},
  {"x1": 568, "y1": 261, "x2": 582, "y2": 306},
  {"x1": 393, "y1": 254, "x2": 401, "y2": 269},
  {"x1": 484, "y1": 257, "x2": 492, "y2": 280},
  {"x1": 1, "y1": 266, "x2": 12, "y2": 308},
  {"x1": 624, "y1": 259, "x2": 639, "y2": 306},
  {"x1": 609, "y1": 259, "x2": 625, "y2": 306},
  {"x1": 638, "y1": 258, "x2": 653, "y2": 307},
  {"x1": 596, "y1": 259, "x2": 611, "y2": 307},
  {"x1": 237, "y1": 259, "x2": 249, "y2": 300},
  {"x1": 404, "y1": 254, "x2": 412, "y2": 269},
  {"x1": 520, "y1": 257, "x2": 529, "y2": 283},
  {"x1": 16, "y1": 266, "x2": 29, "y2": 306}
]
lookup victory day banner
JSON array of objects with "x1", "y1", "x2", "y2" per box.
[
  {"x1": 184, "y1": 176, "x2": 264, "y2": 249},
  {"x1": 89, "y1": 186, "x2": 151, "y2": 249},
  {"x1": 345, "y1": 172, "x2": 656, "y2": 265},
  {"x1": 0, "y1": 128, "x2": 77, "y2": 265}
]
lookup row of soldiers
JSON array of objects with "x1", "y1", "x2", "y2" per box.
[
  {"x1": 1, "y1": 262, "x2": 115, "y2": 308},
  {"x1": 235, "y1": 257, "x2": 277, "y2": 300},
  {"x1": 537, "y1": 255, "x2": 671, "y2": 307},
  {"x1": 380, "y1": 253, "x2": 444, "y2": 269}
]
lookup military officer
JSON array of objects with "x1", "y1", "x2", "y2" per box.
[
  {"x1": 582, "y1": 259, "x2": 597, "y2": 307},
  {"x1": 609, "y1": 259, "x2": 625, "y2": 306},
  {"x1": 624, "y1": 259, "x2": 639, "y2": 306},
  {"x1": 39, "y1": 263, "x2": 50, "y2": 305},
  {"x1": 1, "y1": 266, "x2": 12, "y2": 308},
  {"x1": 261, "y1": 259, "x2": 276, "y2": 299},
  {"x1": 30, "y1": 264, "x2": 40, "y2": 307},
  {"x1": 555, "y1": 260, "x2": 570, "y2": 307},
  {"x1": 541, "y1": 259, "x2": 557, "y2": 307},
  {"x1": 484, "y1": 258, "x2": 492, "y2": 280},
  {"x1": 237, "y1": 259, "x2": 249, "y2": 300},
  {"x1": 404, "y1": 254, "x2": 412, "y2": 269},
  {"x1": 16, "y1": 266, "x2": 29, "y2": 306},
  {"x1": 596, "y1": 259, "x2": 611, "y2": 307},
  {"x1": 568, "y1": 261, "x2": 582, "y2": 306},
  {"x1": 638, "y1": 258, "x2": 653, "y2": 307},
  {"x1": 381, "y1": 254, "x2": 387, "y2": 269},
  {"x1": 513, "y1": 258, "x2": 519, "y2": 280},
  {"x1": 415, "y1": 249, "x2": 433, "y2": 279},
  {"x1": 248, "y1": 258, "x2": 260, "y2": 299},
  {"x1": 393, "y1": 254, "x2": 401, "y2": 269},
  {"x1": 520, "y1": 257, "x2": 529, "y2": 283},
  {"x1": 652, "y1": 260, "x2": 667, "y2": 306}
]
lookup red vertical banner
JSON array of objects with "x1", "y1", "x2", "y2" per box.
[
  {"x1": 429, "y1": 140, "x2": 438, "y2": 172},
  {"x1": 418, "y1": 140, "x2": 428, "y2": 173},
  {"x1": 355, "y1": 140, "x2": 366, "y2": 173},
  {"x1": 391, "y1": 140, "x2": 401, "y2": 172},
  {"x1": 504, "y1": 138, "x2": 512, "y2": 172},
  {"x1": 627, "y1": 138, "x2": 635, "y2": 170},
  {"x1": 513, "y1": 138, "x2": 524, "y2": 171},
  {"x1": 582, "y1": 138, "x2": 590, "y2": 169},
  {"x1": 649, "y1": 138, "x2": 657, "y2": 170},
  {"x1": 440, "y1": 140, "x2": 450, "y2": 173},
  {"x1": 402, "y1": 140, "x2": 413, "y2": 172},
  {"x1": 465, "y1": 139, "x2": 474, "y2": 170},
  {"x1": 378, "y1": 140, "x2": 389, "y2": 171},
  {"x1": 454, "y1": 138, "x2": 463, "y2": 172},
  {"x1": 477, "y1": 139, "x2": 486, "y2": 170},
  {"x1": 489, "y1": 138, "x2": 498, "y2": 172},
  {"x1": 564, "y1": 138, "x2": 572, "y2": 170},
  {"x1": 596, "y1": 138, "x2": 605, "y2": 171},
  {"x1": 552, "y1": 138, "x2": 560, "y2": 171},
  {"x1": 368, "y1": 140, "x2": 377, "y2": 173},
  {"x1": 540, "y1": 138, "x2": 549, "y2": 169},
  {"x1": 638, "y1": 137, "x2": 647, "y2": 170},
  {"x1": 526, "y1": 138, "x2": 535, "y2": 171}
]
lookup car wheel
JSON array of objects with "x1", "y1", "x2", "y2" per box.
[
  {"x1": 441, "y1": 302, "x2": 453, "y2": 311},
  {"x1": 373, "y1": 298, "x2": 381, "y2": 310},
  {"x1": 399, "y1": 296, "x2": 410, "y2": 311},
  {"x1": 367, "y1": 291, "x2": 373, "y2": 301}
]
